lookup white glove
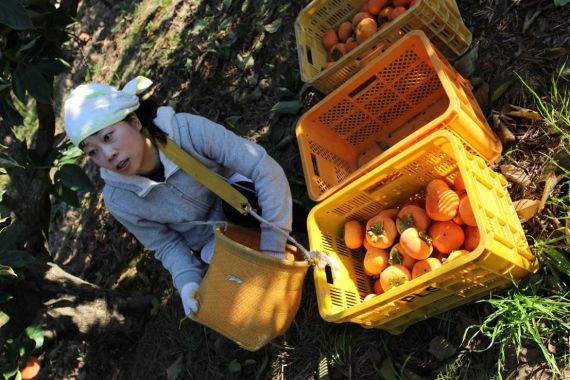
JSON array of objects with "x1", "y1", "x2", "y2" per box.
[{"x1": 180, "y1": 282, "x2": 200, "y2": 318}]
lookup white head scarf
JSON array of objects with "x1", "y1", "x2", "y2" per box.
[{"x1": 63, "y1": 76, "x2": 153, "y2": 145}]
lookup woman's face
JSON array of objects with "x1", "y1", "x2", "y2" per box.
[{"x1": 81, "y1": 116, "x2": 155, "y2": 176}]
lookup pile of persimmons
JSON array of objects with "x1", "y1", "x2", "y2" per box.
[
  {"x1": 343, "y1": 172, "x2": 481, "y2": 298},
  {"x1": 321, "y1": 0, "x2": 416, "y2": 67}
]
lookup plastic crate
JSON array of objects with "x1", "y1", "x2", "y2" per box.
[
  {"x1": 296, "y1": 31, "x2": 501, "y2": 202},
  {"x1": 295, "y1": 0, "x2": 472, "y2": 94},
  {"x1": 307, "y1": 130, "x2": 538, "y2": 334}
]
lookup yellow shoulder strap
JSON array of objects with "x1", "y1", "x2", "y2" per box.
[{"x1": 143, "y1": 129, "x2": 251, "y2": 215}]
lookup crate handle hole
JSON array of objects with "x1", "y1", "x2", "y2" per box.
[
  {"x1": 306, "y1": 46, "x2": 313, "y2": 66},
  {"x1": 348, "y1": 76, "x2": 377, "y2": 98},
  {"x1": 311, "y1": 153, "x2": 320, "y2": 177},
  {"x1": 325, "y1": 265, "x2": 334, "y2": 284}
]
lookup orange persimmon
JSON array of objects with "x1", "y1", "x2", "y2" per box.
[
  {"x1": 322, "y1": 29, "x2": 339, "y2": 52},
  {"x1": 458, "y1": 193, "x2": 477, "y2": 226},
  {"x1": 426, "y1": 186, "x2": 460, "y2": 221},
  {"x1": 355, "y1": 17, "x2": 378, "y2": 43},
  {"x1": 411, "y1": 257, "x2": 442, "y2": 279},
  {"x1": 337, "y1": 21, "x2": 353, "y2": 42},
  {"x1": 344, "y1": 220, "x2": 364, "y2": 249},
  {"x1": 428, "y1": 220, "x2": 465, "y2": 253},
  {"x1": 390, "y1": 6, "x2": 408, "y2": 19},
  {"x1": 365, "y1": 213, "x2": 397, "y2": 249},
  {"x1": 446, "y1": 249, "x2": 470, "y2": 263},
  {"x1": 389, "y1": 243, "x2": 417, "y2": 269},
  {"x1": 352, "y1": 11, "x2": 373, "y2": 28},
  {"x1": 367, "y1": 0, "x2": 389, "y2": 15},
  {"x1": 363, "y1": 247, "x2": 389, "y2": 276},
  {"x1": 399, "y1": 227, "x2": 433, "y2": 260},
  {"x1": 379, "y1": 264, "x2": 411, "y2": 292},
  {"x1": 464, "y1": 225, "x2": 480, "y2": 251},
  {"x1": 396, "y1": 204, "x2": 431, "y2": 233}
]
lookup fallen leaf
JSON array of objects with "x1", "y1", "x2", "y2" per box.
[
  {"x1": 428, "y1": 336, "x2": 457, "y2": 360},
  {"x1": 513, "y1": 199, "x2": 541, "y2": 223},
  {"x1": 264, "y1": 18, "x2": 282, "y2": 34},
  {"x1": 500, "y1": 164, "x2": 531, "y2": 187},
  {"x1": 166, "y1": 354, "x2": 184, "y2": 380},
  {"x1": 539, "y1": 171, "x2": 561, "y2": 211},
  {"x1": 490, "y1": 77, "x2": 516, "y2": 104},
  {"x1": 507, "y1": 104, "x2": 543, "y2": 121},
  {"x1": 492, "y1": 111, "x2": 516, "y2": 144},
  {"x1": 541, "y1": 47, "x2": 567, "y2": 60}
]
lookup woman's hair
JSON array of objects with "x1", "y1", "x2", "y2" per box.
[{"x1": 134, "y1": 96, "x2": 167, "y2": 144}]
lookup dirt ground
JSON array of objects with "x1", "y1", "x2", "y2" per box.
[{"x1": 45, "y1": 0, "x2": 570, "y2": 379}]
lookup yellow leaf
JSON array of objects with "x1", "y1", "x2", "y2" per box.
[
  {"x1": 539, "y1": 171, "x2": 561, "y2": 211},
  {"x1": 507, "y1": 105, "x2": 543, "y2": 121},
  {"x1": 513, "y1": 199, "x2": 541, "y2": 223},
  {"x1": 500, "y1": 164, "x2": 531, "y2": 187}
]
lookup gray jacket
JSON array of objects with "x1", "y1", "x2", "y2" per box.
[{"x1": 101, "y1": 106, "x2": 292, "y2": 291}]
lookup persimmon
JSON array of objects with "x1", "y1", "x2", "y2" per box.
[
  {"x1": 373, "y1": 278, "x2": 384, "y2": 295},
  {"x1": 352, "y1": 11, "x2": 373, "y2": 28},
  {"x1": 378, "y1": 208, "x2": 399, "y2": 220},
  {"x1": 393, "y1": 0, "x2": 412, "y2": 6},
  {"x1": 399, "y1": 227, "x2": 433, "y2": 260},
  {"x1": 464, "y1": 225, "x2": 480, "y2": 251},
  {"x1": 364, "y1": 293, "x2": 377, "y2": 301},
  {"x1": 20, "y1": 357, "x2": 40, "y2": 380},
  {"x1": 378, "y1": 6, "x2": 393, "y2": 20},
  {"x1": 390, "y1": 6, "x2": 408, "y2": 19},
  {"x1": 337, "y1": 21, "x2": 353, "y2": 42},
  {"x1": 411, "y1": 257, "x2": 442, "y2": 279},
  {"x1": 428, "y1": 220, "x2": 465, "y2": 253},
  {"x1": 345, "y1": 37, "x2": 359, "y2": 52},
  {"x1": 410, "y1": 0, "x2": 418, "y2": 6},
  {"x1": 322, "y1": 29, "x2": 339, "y2": 52},
  {"x1": 458, "y1": 193, "x2": 477, "y2": 226},
  {"x1": 453, "y1": 212, "x2": 465, "y2": 225},
  {"x1": 454, "y1": 172, "x2": 466, "y2": 191},
  {"x1": 363, "y1": 247, "x2": 389, "y2": 276},
  {"x1": 355, "y1": 17, "x2": 378, "y2": 43},
  {"x1": 367, "y1": 0, "x2": 389, "y2": 15},
  {"x1": 328, "y1": 43, "x2": 347, "y2": 61},
  {"x1": 426, "y1": 186, "x2": 459, "y2": 221},
  {"x1": 360, "y1": 1, "x2": 370, "y2": 12},
  {"x1": 365, "y1": 213, "x2": 397, "y2": 249},
  {"x1": 426, "y1": 178, "x2": 449, "y2": 193},
  {"x1": 363, "y1": 237, "x2": 373, "y2": 251},
  {"x1": 446, "y1": 249, "x2": 470, "y2": 263},
  {"x1": 344, "y1": 220, "x2": 364, "y2": 249},
  {"x1": 396, "y1": 204, "x2": 431, "y2": 233},
  {"x1": 379, "y1": 264, "x2": 411, "y2": 292},
  {"x1": 389, "y1": 243, "x2": 417, "y2": 269}
]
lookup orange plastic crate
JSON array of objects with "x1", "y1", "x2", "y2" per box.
[
  {"x1": 296, "y1": 31, "x2": 501, "y2": 202},
  {"x1": 295, "y1": 0, "x2": 472, "y2": 94},
  {"x1": 307, "y1": 130, "x2": 538, "y2": 334}
]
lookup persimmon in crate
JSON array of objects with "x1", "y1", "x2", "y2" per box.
[{"x1": 308, "y1": 130, "x2": 538, "y2": 334}]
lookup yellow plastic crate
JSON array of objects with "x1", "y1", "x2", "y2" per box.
[
  {"x1": 307, "y1": 130, "x2": 538, "y2": 334},
  {"x1": 296, "y1": 31, "x2": 501, "y2": 202},
  {"x1": 295, "y1": 0, "x2": 472, "y2": 94}
]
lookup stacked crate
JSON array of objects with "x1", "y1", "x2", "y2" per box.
[{"x1": 294, "y1": 1, "x2": 538, "y2": 333}]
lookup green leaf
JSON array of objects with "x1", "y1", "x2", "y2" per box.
[
  {"x1": 380, "y1": 357, "x2": 399, "y2": 380},
  {"x1": 554, "y1": 0, "x2": 570, "y2": 5},
  {"x1": 0, "y1": 251, "x2": 34, "y2": 268},
  {"x1": 227, "y1": 359, "x2": 241, "y2": 373},
  {"x1": 25, "y1": 325, "x2": 44, "y2": 350},
  {"x1": 264, "y1": 18, "x2": 282, "y2": 34},
  {"x1": 166, "y1": 354, "x2": 183, "y2": 380},
  {"x1": 55, "y1": 164, "x2": 93, "y2": 192},
  {"x1": 0, "y1": 311, "x2": 10, "y2": 329},
  {"x1": 0, "y1": 264, "x2": 17, "y2": 277},
  {"x1": 52, "y1": 181, "x2": 80, "y2": 207},
  {"x1": 490, "y1": 77, "x2": 516, "y2": 105},
  {"x1": 23, "y1": 65, "x2": 52, "y2": 104},
  {"x1": 0, "y1": 0, "x2": 34, "y2": 30},
  {"x1": 0, "y1": 152, "x2": 24, "y2": 169},
  {"x1": 34, "y1": 59, "x2": 71, "y2": 77},
  {"x1": 2, "y1": 367, "x2": 19, "y2": 380},
  {"x1": 0, "y1": 292, "x2": 13, "y2": 304},
  {"x1": 0, "y1": 97, "x2": 24, "y2": 126},
  {"x1": 12, "y1": 66, "x2": 27, "y2": 103},
  {"x1": 271, "y1": 100, "x2": 302, "y2": 114}
]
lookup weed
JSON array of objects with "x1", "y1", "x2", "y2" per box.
[{"x1": 463, "y1": 282, "x2": 570, "y2": 378}]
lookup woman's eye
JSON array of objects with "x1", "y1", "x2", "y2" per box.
[
  {"x1": 103, "y1": 132, "x2": 113, "y2": 142},
  {"x1": 87, "y1": 150, "x2": 96, "y2": 157}
]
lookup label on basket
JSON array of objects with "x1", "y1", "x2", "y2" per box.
[
  {"x1": 399, "y1": 286, "x2": 440, "y2": 303},
  {"x1": 226, "y1": 275, "x2": 243, "y2": 284}
]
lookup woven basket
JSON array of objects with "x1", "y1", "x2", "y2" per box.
[{"x1": 193, "y1": 225, "x2": 310, "y2": 351}]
